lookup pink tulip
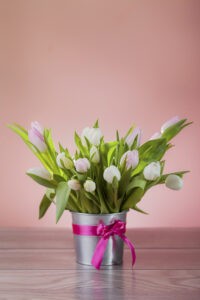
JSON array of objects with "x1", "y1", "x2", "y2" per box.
[
  {"x1": 68, "y1": 179, "x2": 81, "y2": 191},
  {"x1": 28, "y1": 121, "x2": 47, "y2": 152},
  {"x1": 120, "y1": 150, "x2": 139, "y2": 170},
  {"x1": 125, "y1": 127, "x2": 141, "y2": 148},
  {"x1": 161, "y1": 116, "x2": 180, "y2": 134},
  {"x1": 74, "y1": 158, "x2": 90, "y2": 173}
]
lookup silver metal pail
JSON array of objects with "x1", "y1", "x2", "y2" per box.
[{"x1": 71, "y1": 211, "x2": 128, "y2": 266}]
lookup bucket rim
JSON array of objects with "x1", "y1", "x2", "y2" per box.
[{"x1": 70, "y1": 210, "x2": 129, "y2": 217}]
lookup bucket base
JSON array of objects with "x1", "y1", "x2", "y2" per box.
[{"x1": 76, "y1": 259, "x2": 123, "y2": 266}]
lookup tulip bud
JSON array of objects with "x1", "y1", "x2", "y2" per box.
[
  {"x1": 150, "y1": 132, "x2": 162, "y2": 140},
  {"x1": 120, "y1": 150, "x2": 139, "y2": 170},
  {"x1": 68, "y1": 179, "x2": 81, "y2": 191},
  {"x1": 103, "y1": 165, "x2": 121, "y2": 184},
  {"x1": 161, "y1": 116, "x2": 180, "y2": 134},
  {"x1": 81, "y1": 127, "x2": 102, "y2": 146},
  {"x1": 28, "y1": 121, "x2": 47, "y2": 152},
  {"x1": 84, "y1": 180, "x2": 96, "y2": 193},
  {"x1": 90, "y1": 146, "x2": 100, "y2": 163},
  {"x1": 125, "y1": 127, "x2": 141, "y2": 148},
  {"x1": 56, "y1": 152, "x2": 73, "y2": 169},
  {"x1": 74, "y1": 158, "x2": 90, "y2": 173},
  {"x1": 143, "y1": 162, "x2": 161, "y2": 181},
  {"x1": 165, "y1": 174, "x2": 183, "y2": 190},
  {"x1": 27, "y1": 167, "x2": 52, "y2": 180}
]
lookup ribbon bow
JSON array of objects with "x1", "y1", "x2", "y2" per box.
[{"x1": 91, "y1": 220, "x2": 136, "y2": 269}]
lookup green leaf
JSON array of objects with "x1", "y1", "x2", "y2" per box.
[
  {"x1": 121, "y1": 187, "x2": 147, "y2": 213},
  {"x1": 127, "y1": 176, "x2": 146, "y2": 194},
  {"x1": 107, "y1": 146, "x2": 116, "y2": 166},
  {"x1": 84, "y1": 136, "x2": 92, "y2": 149},
  {"x1": 83, "y1": 191, "x2": 100, "y2": 213},
  {"x1": 56, "y1": 182, "x2": 71, "y2": 223},
  {"x1": 132, "y1": 204, "x2": 148, "y2": 214},
  {"x1": 46, "y1": 188, "x2": 56, "y2": 200},
  {"x1": 59, "y1": 143, "x2": 70, "y2": 157},
  {"x1": 116, "y1": 130, "x2": 120, "y2": 141},
  {"x1": 112, "y1": 176, "x2": 119, "y2": 190},
  {"x1": 93, "y1": 119, "x2": 99, "y2": 128},
  {"x1": 39, "y1": 191, "x2": 55, "y2": 219},
  {"x1": 8, "y1": 123, "x2": 28, "y2": 139},
  {"x1": 53, "y1": 174, "x2": 67, "y2": 183},
  {"x1": 43, "y1": 129, "x2": 60, "y2": 173},
  {"x1": 26, "y1": 173, "x2": 57, "y2": 188},
  {"x1": 106, "y1": 183, "x2": 119, "y2": 212},
  {"x1": 74, "y1": 131, "x2": 88, "y2": 156},
  {"x1": 118, "y1": 169, "x2": 132, "y2": 197},
  {"x1": 124, "y1": 125, "x2": 135, "y2": 139}
]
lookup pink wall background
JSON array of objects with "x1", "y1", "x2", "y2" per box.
[{"x1": 0, "y1": 0, "x2": 199, "y2": 228}]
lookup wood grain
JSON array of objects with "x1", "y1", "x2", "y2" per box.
[
  {"x1": 0, "y1": 249, "x2": 199, "y2": 270},
  {"x1": 0, "y1": 228, "x2": 200, "y2": 300},
  {"x1": 0, "y1": 227, "x2": 200, "y2": 249},
  {"x1": 0, "y1": 270, "x2": 199, "y2": 300}
]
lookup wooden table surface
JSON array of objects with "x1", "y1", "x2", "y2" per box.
[{"x1": 0, "y1": 228, "x2": 200, "y2": 299}]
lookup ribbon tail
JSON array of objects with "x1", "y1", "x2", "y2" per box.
[
  {"x1": 121, "y1": 235, "x2": 136, "y2": 267},
  {"x1": 91, "y1": 237, "x2": 109, "y2": 270}
]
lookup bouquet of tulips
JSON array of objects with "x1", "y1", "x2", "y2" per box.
[{"x1": 9, "y1": 117, "x2": 191, "y2": 222}]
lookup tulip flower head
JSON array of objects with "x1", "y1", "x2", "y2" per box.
[
  {"x1": 150, "y1": 132, "x2": 162, "y2": 140},
  {"x1": 28, "y1": 121, "x2": 47, "y2": 152},
  {"x1": 81, "y1": 127, "x2": 102, "y2": 146},
  {"x1": 125, "y1": 127, "x2": 141, "y2": 148},
  {"x1": 149, "y1": 116, "x2": 180, "y2": 140},
  {"x1": 165, "y1": 174, "x2": 183, "y2": 190},
  {"x1": 90, "y1": 146, "x2": 100, "y2": 163},
  {"x1": 27, "y1": 167, "x2": 52, "y2": 180},
  {"x1": 84, "y1": 180, "x2": 96, "y2": 193},
  {"x1": 161, "y1": 116, "x2": 180, "y2": 134},
  {"x1": 74, "y1": 158, "x2": 90, "y2": 173},
  {"x1": 56, "y1": 152, "x2": 73, "y2": 169},
  {"x1": 68, "y1": 179, "x2": 81, "y2": 191},
  {"x1": 120, "y1": 150, "x2": 139, "y2": 170},
  {"x1": 103, "y1": 165, "x2": 121, "y2": 184},
  {"x1": 143, "y1": 162, "x2": 161, "y2": 181}
]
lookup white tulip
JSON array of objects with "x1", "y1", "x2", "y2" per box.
[
  {"x1": 84, "y1": 180, "x2": 96, "y2": 193},
  {"x1": 81, "y1": 127, "x2": 102, "y2": 146},
  {"x1": 143, "y1": 162, "x2": 161, "y2": 181},
  {"x1": 74, "y1": 158, "x2": 90, "y2": 173},
  {"x1": 28, "y1": 121, "x2": 47, "y2": 152},
  {"x1": 125, "y1": 127, "x2": 141, "y2": 148},
  {"x1": 165, "y1": 174, "x2": 183, "y2": 190},
  {"x1": 68, "y1": 179, "x2": 81, "y2": 191},
  {"x1": 161, "y1": 116, "x2": 180, "y2": 134},
  {"x1": 90, "y1": 146, "x2": 100, "y2": 163},
  {"x1": 103, "y1": 165, "x2": 121, "y2": 184},
  {"x1": 120, "y1": 150, "x2": 139, "y2": 170},
  {"x1": 56, "y1": 152, "x2": 73, "y2": 169},
  {"x1": 27, "y1": 167, "x2": 52, "y2": 180}
]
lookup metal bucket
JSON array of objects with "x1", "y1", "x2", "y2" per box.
[{"x1": 71, "y1": 211, "x2": 128, "y2": 266}]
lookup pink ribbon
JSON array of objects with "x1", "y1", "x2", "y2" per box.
[{"x1": 72, "y1": 219, "x2": 136, "y2": 270}]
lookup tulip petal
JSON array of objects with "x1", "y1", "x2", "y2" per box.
[{"x1": 161, "y1": 116, "x2": 180, "y2": 134}]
